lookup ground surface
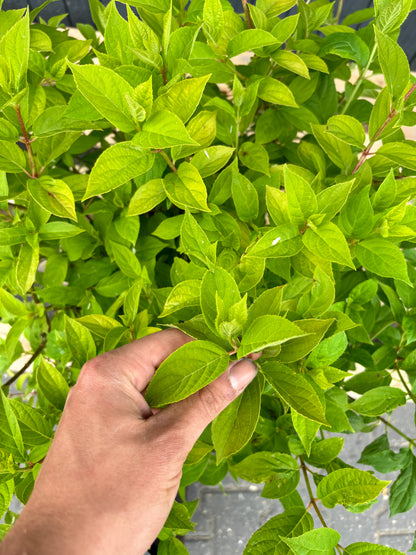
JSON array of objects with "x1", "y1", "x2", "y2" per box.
[{"x1": 184, "y1": 403, "x2": 416, "y2": 554}]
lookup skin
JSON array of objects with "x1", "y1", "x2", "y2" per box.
[{"x1": 0, "y1": 328, "x2": 258, "y2": 555}]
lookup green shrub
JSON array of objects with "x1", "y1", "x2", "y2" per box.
[{"x1": 1, "y1": 0, "x2": 416, "y2": 551}]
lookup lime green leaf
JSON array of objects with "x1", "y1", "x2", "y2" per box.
[
  {"x1": 327, "y1": 115, "x2": 366, "y2": 149},
  {"x1": 39, "y1": 222, "x2": 84, "y2": 241},
  {"x1": 153, "y1": 215, "x2": 184, "y2": 240},
  {"x1": 172, "y1": 110, "x2": 217, "y2": 160},
  {"x1": 258, "y1": 76, "x2": 298, "y2": 108},
  {"x1": 317, "y1": 468, "x2": 390, "y2": 508},
  {"x1": 238, "y1": 316, "x2": 307, "y2": 358},
  {"x1": 153, "y1": 75, "x2": 210, "y2": 123},
  {"x1": 239, "y1": 142, "x2": 270, "y2": 176},
  {"x1": 261, "y1": 361, "x2": 328, "y2": 425},
  {"x1": 306, "y1": 437, "x2": 345, "y2": 466},
  {"x1": 133, "y1": 111, "x2": 198, "y2": 149},
  {"x1": 201, "y1": 267, "x2": 240, "y2": 336},
  {"x1": 346, "y1": 543, "x2": 406, "y2": 555},
  {"x1": 9, "y1": 400, "x2": 53, "y2": 447},
  {"x1": 355, "y1": 238, "x2": 411, "y2": 285},
  {"x1": 192, "y1": 146, "x2": 235, "y2": 178},
  {"x1": 84, "y1": 142, "x2": 155, "y2": 200},
  {"x1": 284, "y1": 166, "x2": 317, "y2": 227},
  {"x1": 179, "y1": 210, "x2": 216, "y2": 268},
  {"x1": 0, "y1": 140, "x2": 27, "y2": 172},
  {"x1": 0, "y1": 10, "x2": 29, "y2": 93},
  {"x1": 389, "y1": 454, "x2": 416, "y2": 516},
  {"x1": 69, "y1": 62, "x2": 136, "y2": 132},
  {"x1": 0, "y1": 289, "x2": 27, "y2": 317},
  {"x1": 292, "y1": 412, "x2": 320, "y2": 457},
  {"x1": 203, "y1": 0, "x2": 224, "y2": 44},
  {"x1": 246, "y1": 224, "x2": 303, "y2": 259},
  {"x1": 377, "y1": 142, "x2": 416, "y2": 172},
  {"x1": 243, "y1": 508, "x2": 313, "y2": 555},
  {"x1": 375, "y1": 27, "x2": 410, "y2": 100},
  {"x1": 15, "y1": 240, "x2": 39, "y2": 296},
  {"x1": 0, "y1": 390, "x2": 25, "y2": 461},
  {"x1": 281, "y1": 528, "x2": 340, "y2": 555},
  {"x1": 160, "y1": 280, "x2": 201, "y2": 317},
  {"x1": 64, "y1": 315, "x2": 96, "y2": 368},
  {"x1": 110, "y1": 241, "x2": 141, "y2": 279},
  {"x1": 279, "y1": 318, "x2": 335, "y2": 363},
  {"x1": 303, "y1": 222, "x2": 355, "y2": 269},
  {"x1": 185, "y1": 438, "x2": 213, "y2": 465},
  {"x1": 349, "y1": 279, "x2": 378, "y2": 305},
  {"x1": 231, "y1": 169, "x2": 259, "y2": 223},
  {"x1": 311, "y1": 124, "x2": 353, "y2": 171},
  {"x1": 28, "y1": 177, "x2": 76, "y2": 221},
  {"x1": 300, "y1": 52, "x2": 329, "y2": 73},
  {"x1": 145, "y1": 340, "x2": 229, "y2": 407},
  {"x1": 227, "y1": 29, "x2": 279, "y2": 58},
  {"x1": 164, "y1": 500, "x2": 195, "y2": 534},
  {"x1": 37, "y1": 356, "x2": 69, "y2": 411},
  {"x1": 158, "y1": 536, "x2": 189, "y2": 554},
  {"x1": 272, "y1": 50, "x2": 310, "y2": 79},
  {"x1": 164, "y1": 162, "x2": 210, "y2": 212},
  {"x1": 270, "y1": 12, "x2": 299, "y2": 41},
  {"x1": 307, "y1": 332, "x2": 348, "y2": 368},
  {"x1": 212, "y1": 373, "x2": 262, "y2": 464},
  {"x1": 373, "y1": 169, "x2": 396, "y2": 211},
  {"x1": 231, "y1": 451, "x2": 298, "y2": 483},
  {"x1": 339, "y1": 186, "x2": 374, "y2": 239},
  {"x1": 127, "y1": 178, "x2": 166, "y2": 216},
  {"x1": 319, "y1": 32, "x2": 370, "y2": 68},
  {"x1": 245, "y1": 286, "x2": 284, "y2": 329},
  {"x1": 76, "y1": 315, "x2": 124, "y2": 339},
  {"x1": 368, "y1": 87, "x2": 396, "y2": 142},
  {"x1": 0, "y1": 480, "x2": 13, "y2": 520},
  {"x1": 349, "y1": 386, "x2": 406, "y2": 416}
]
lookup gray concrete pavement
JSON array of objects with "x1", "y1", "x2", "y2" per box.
[{"x1": 184, "y1": 403, "x2": 416, "y2": 554}]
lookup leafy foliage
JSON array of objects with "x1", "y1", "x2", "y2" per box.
[{"x1": 1, "y1": 0, "x2": 416, "y2": 552}]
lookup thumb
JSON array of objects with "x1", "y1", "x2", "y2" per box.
[{"x1": 151, "y1": 358, "x2": 258, "y2": 456}]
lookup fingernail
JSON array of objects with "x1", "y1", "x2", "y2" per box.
[{"x1": 229, "y1": 359, "x2": 257, "y2": 392}]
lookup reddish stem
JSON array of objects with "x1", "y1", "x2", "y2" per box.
[
  {"x1": 353, "y1": 82, "x2": 416, "y2": 174},
  {"x1": 15, "y1": 105, "x2": 37, "y2": 178},
  {"x1": 242, "y1": 0, "x2": 254, "y2": 29}
]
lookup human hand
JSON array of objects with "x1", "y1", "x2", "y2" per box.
[{"x1": 0, "y1": 329, "x2": 257, "y2": 555}]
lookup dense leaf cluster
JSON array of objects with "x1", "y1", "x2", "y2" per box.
[{"x1": 1, "y1": 0, "x2": 416, "y2": 552}]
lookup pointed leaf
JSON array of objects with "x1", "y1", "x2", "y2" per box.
[
  {"x1": 261, "y1": 361, "x2": 328, "y2": 425},
  {"x1": 145, "y1": 341, "x2": 230, "y2": 407},
  {"x1": 238, "y1": 316, "x2": 307, "y2": 358}
]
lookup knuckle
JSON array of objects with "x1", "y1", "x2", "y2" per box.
[{"x1": 76, "y1": 355, "x2": 108, "y2": 389}]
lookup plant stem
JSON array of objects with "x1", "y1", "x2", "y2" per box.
[
  {"x1": 370, "y1": 320, "x2": 395, "y2": 341},
  {"x1": 235, "y1": 108, "x2": 241, "y2": 154},
  {"x1": 179, "y1": 0, "x2": 185, "y2": 24},
  {"x1": 353, "y1": 81, "x2": 416, "y2": 174},
  {"x1": 395, "y1": 364, "x2": 416, "y2": 403},
  {"x1": 241, "y1": 0, "x2": 253, "y2": 29},
  {"x1": 378, "y1": 415, "x2": 416, "y2": 447},
  {"x1": 15, "y1": 104, "x2": 37, "y2": 178},
  {"x1": 159, "y1": 66, "x2": 168, "y2": 85},
  {"x1": 8, "y1": 202, "x2": 27, "y2": 212},
  {"x1": 2, "y1": 338, "x2": 46, "y2": 390},
  {"x1": 335, "y1": 0, "x2": 344, "y2": 23},
  {"x1": 153, "y1": 149, "x2": 177, "y2": 173},
  {"x1": 341, "y1": 43, "x2": 377, "y2": 116},
  {"x1": 300, "y1": 457, "x2": 329, "y2": 529}
]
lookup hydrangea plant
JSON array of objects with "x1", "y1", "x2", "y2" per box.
[{"x1": 1, "y1": 0, "x2": 416, "y2": 552}]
